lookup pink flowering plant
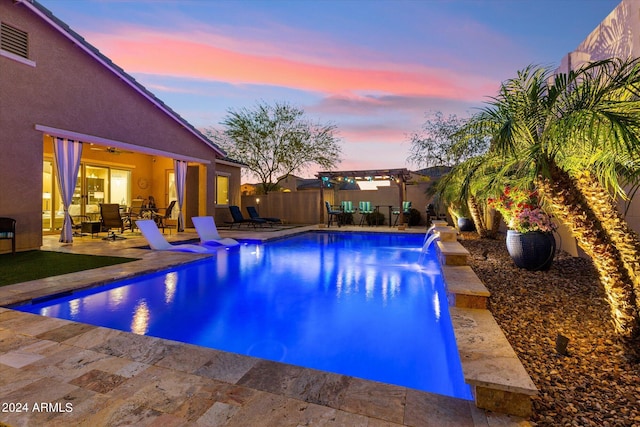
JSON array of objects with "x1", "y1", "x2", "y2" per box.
[{"x1": 488, "y1": 187, "x2": 557, "y2": 233}]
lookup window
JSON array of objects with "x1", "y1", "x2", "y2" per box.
[
  {"x1": 110, "y1": 169, "x2": 131, "y2": 206},
  {"x1": 1, "y1": 22, "x2": 28, "y2": 58},
  {"x1": 165, "y1": 171, "x2": 179, "y2": 220},
  {"x1": 216, "y1": 174, "x2": 230, "y2": 206}
]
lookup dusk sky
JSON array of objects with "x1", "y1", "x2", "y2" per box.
[{"x1": 40, "y1": 0, "x2": 620, "y2": 178}]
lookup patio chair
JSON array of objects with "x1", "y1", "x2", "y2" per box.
[
  {"x1": 246, "y1": 206, "x2": 281, "y2": 225},
  {"x1": 392, "y1": 201, "x2": 412, "y2": 226},
  {"x1": 123, "y1": 199, "x2": 145, "y2": 230},
  {"x1": 99, "y1": 203, "x2": 127, "y2": 240},
  {"x1": 340, "y1": 201, "x2": 356, "y2": 225},
  {"x1": 153, "y1": 200, "x2": 177, "y2": 233},
  {"x1": 226, "y1": 205, "x2": 266, "y2": 228},
  {"x1": 192, "y1": 216, "x2": 240, "y2": 247},
  {"x1": 358, "y1": 201, "x2": 374, "y2": 226},
  {"x1": 325, "y1": 201, "x2": 343, "y2": 227},
  {"x1": 71, "y1": 214, "x2": 90, "y2": 237},
  {"x1": 135, "y1": 219, "x2": 211, "y2": 253},
  {"x1": 0, "y1": 217, "x2": 16, "y2": 254}
]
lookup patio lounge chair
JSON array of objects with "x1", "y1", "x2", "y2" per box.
[
  {"x1": 135, "y1": 219, "x2": 211, "y2": 253},
  {"x1": 226, "y1": 205, "x2": 266, "y2": 228},
  {"x1": 192, "y1": 216, "x2": 240, "y2": 247},
  {"x1": 100, "y1": 203, "x2": 127, "y2": 240},
  {"x1": 246, "y1": 206, "x2": 281, "y2": 225}
]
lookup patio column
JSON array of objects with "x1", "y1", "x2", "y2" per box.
[
  {"x1": 319, "y1": 178, "x2": 325, "y2": 225},
  {"x1": 53, "y1": 137, "x2": 83, "y2": 243},
  {"x1": 398, "y1": 175, "x2": 406, "y2": 226},
  {"x1": 174, "y1": 159, "x2": 187, "y2": 232}
]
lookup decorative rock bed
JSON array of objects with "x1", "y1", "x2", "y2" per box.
[{"x1": 459, "y1": 233, "x2": 640, "y2": 426}]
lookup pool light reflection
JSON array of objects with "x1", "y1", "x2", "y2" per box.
[
  {"x1": 69, "y1": 299, "x2": 80, "y2": 318},
  {"x1": 131, "y1": 300, "x2": 150, "y2": 335},
  {"x1": 164, "y1": 272, "x2": 178, "y2": 304}
]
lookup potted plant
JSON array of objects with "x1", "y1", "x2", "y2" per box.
[
  {"x1": 488, "y1": 187, "x2": 557, "y2": 270},
  {"x1": 448, "y1": 202, "x2": 475, "y2": 232}
]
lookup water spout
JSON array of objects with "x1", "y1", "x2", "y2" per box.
[
  {"x1": 423, "y1": 225, "x2": 436, "y2": 246},
  {"x1": 418, "y1": 232, "x2": 439, "y2": 265},
  {"x1": 422, "y1": 233, "x2": 439, "y2": 253}
]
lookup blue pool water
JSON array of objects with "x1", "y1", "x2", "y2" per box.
[{"x1": 15, "y1": 232, "x2": 472, "y2": 399}]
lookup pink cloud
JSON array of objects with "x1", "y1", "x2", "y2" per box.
[
  {"x1": 339, "y1": 143, "x2": 411, "y2": 171},
  {"x1": 309, "y1": 94, "x2": 481, "y2": 118},
  {"x1": 339, "y1": 126, "x2": 407, "y2": 144},
  {"x1": 85, "y1": 26, "x2": 497, "y2": 102}
]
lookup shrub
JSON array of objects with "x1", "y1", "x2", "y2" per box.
[
  {"x1": 365, "y1": 211, "x2": 385, "y2": 226},
  {"x1": 407, "y1": 208, "x2": 422, "y2": 226}
]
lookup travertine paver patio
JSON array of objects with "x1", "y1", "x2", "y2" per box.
[{"x1": 0, "y1": 226, "x2": 530, "y2": 426}]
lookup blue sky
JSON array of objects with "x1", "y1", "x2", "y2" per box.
[{"x1": 40, "y1": 0, "x2": 620, "y2": 177}]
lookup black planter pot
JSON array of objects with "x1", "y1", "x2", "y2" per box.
[
  {"x1": 506, "y1": 230, "x2": 556, "y2": 271},
  {"x1": 457, "y1": 217, "x2": 475, "y2": 232}
]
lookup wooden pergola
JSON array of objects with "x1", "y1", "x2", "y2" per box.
[{"x1": 316, "y1": 168, "x2": 412, "y2": 226}]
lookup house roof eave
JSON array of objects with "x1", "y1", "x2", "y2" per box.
[{"x1": 19, "y1": 0, "x2": 226, "y2": 158}]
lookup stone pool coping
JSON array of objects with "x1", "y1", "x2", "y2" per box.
[
  {"x1": 436, "y1": 231, "x2": 538, "y2": 418},
  {"x1": 0, "y1": 226, "x2": 532, "y2": 425}
]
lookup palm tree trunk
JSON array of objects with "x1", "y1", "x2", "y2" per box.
[
  {"x1": 488, "y1": 209, "x2": 502, "y2": 239},
  {"x1": 467, "y1": 196, "x2": 488, "y2": 237},
  {"x1": 537, "y1": 164, "x2": 639, "y2": 337},
  {"x1": 447, "y1": 206, "x2": 458, "y2": 228},
  {"x1": 575, "y1": 172, "x2": 640, "y2": 306}
]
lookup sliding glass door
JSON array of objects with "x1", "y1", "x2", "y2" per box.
[{"x1": 42, "y1": 162, "x2": 132, "y2": 232}]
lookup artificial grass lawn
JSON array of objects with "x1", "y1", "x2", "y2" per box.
[{"x1": 0, "y1": 250, "x2": 136, "y2": 286}]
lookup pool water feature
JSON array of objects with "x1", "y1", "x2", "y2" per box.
[{"x1": 14, "y1": 232, "x2": 473, "y2": 400}]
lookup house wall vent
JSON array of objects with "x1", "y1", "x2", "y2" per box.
[{"x1": 0, "y1": 22, "x2": 29, "y2": 59}]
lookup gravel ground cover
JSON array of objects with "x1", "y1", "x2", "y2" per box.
[{"x1": 459, "y1": 234, "x2": 640, "y2": 427}]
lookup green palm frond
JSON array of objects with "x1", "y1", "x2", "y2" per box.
[{"x1": 465, "y1": 58, "x2": 640, "y2": 195}]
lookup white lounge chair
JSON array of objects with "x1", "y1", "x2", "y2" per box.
[
  {"x1": 192, "y1": 216, "x2": 240, "y2": 247},
  {"x1": 135, "y1": 219, "x2": 211, "y2": 253}
]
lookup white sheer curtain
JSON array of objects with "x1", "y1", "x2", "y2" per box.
[
  {"x1": 53, "y1": 137, "x2": 83, "y2": 243},
  {"x1": 173, "y1": 159, "x2": 188, "y2": 232}
]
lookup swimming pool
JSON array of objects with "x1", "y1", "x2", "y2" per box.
[{"x1": 15, "y1": 232, "x2": 472, "y2": 400}]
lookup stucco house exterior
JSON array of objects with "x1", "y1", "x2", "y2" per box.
[{"x1": 0, "y1": 0, "x2": 241, "y2": 253}]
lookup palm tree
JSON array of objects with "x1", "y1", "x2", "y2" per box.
[
  {"x1": 408, "y1": 111, "x2": 497, "y2": 236},
  {"x1": 467, "y1": 59, "x2": 640, "y2": 337},
  {"x1": 435, "y1": 153, "x2": 503, "y2": 238},
  {"x1": 570, "y1": 149, "x2": 640, "y2": 305}
]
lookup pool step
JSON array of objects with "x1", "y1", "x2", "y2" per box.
[
  {"x1": 442, "y1": 265, "x2": 489, "y2": 309},
  {"x1": 436, "y1": 240, "x2": 469, "y2": 265}
]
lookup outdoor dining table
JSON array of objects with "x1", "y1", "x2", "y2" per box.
[{"x1": 375, "y1": 205, "x2": 393, "y2": 227}]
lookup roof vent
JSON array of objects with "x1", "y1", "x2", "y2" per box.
[{"x1": 1, "y1": 22, "x2": 29, "y2": 59}]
